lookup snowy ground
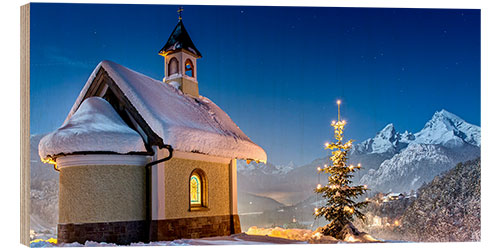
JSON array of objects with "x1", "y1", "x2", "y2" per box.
[
  {"x1": 30, "y1": 227, "x2": 382, "y2": 247},
  {"x1": 31, "y1": 233, "x2": 306, "y2": 247}
]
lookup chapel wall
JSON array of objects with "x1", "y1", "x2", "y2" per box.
[
  {"x1": 58, "y1": 164, "x2": 147, "y2": 224},
  {"x1": 162, "y1": 157, "x2": 231, "y2": 219}
]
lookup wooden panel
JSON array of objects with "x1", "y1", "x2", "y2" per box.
[{"x1": 20, "y1": 3, "x2": 31, "y2": 246}]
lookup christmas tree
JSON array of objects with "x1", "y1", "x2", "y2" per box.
[{"x1": 314, "y1": 100, "x2": 369, "y2": 239}]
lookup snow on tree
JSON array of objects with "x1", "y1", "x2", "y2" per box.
[{"x1": 314, "y1": 100, "x2": 370, "y2": 239}]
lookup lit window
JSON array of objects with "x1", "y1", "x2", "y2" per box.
[
  {"x1": 190, "y1": 174, "x2": 201, "y2": 205},
  {"x1": 189, "y1": 169, "x2": 206, "y2": 209}
]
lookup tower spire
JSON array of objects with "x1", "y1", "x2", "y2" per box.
[{"x1": 177, "y1": 6, "x2": 184, "y2": 20}]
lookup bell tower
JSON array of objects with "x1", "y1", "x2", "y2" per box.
[{"x1": 159, "y1": 7, "x2": 202, "y2": 97}]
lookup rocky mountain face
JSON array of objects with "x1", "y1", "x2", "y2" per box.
[
  {"x1": 238, "y1": 109, "x2": 480, "y2": 204},
  {"x1": 359, "y1": 110, "x2": 480, "y2": 193},
  {"x1": 398, "y1": 158, "x2": 481, "y2": 242}
]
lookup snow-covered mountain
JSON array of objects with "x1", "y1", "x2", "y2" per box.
[
  {"x1": 353, "y1": 109, "x2": 479, "y2": 155},
  {"x1": 237, "y1": 160, "x2": 297, "y2": 176},
  {"x1": 238, "y1": 109, "x2": 480, "y2": 204},
  {"x1": 360, "y1": 143, "x2": 480, "y2": 192},
  {"x1": 359, "y1": 110, "x2": 481, "y2": 193},
  {"x1": 413, "y1": 109, "x2": 480, "y2": 147},
  {"x1": 352, "y1": 123, "x2": 414, "y2": 155},
  {"x1": 30, "y1": 134, "x2": 59, "y2": 234}
]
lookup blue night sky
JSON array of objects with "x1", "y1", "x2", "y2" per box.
[{"x1": 30, "y1": 3, "x2": 480, "y2": 166}]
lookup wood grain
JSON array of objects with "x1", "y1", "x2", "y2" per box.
[{"x1": 20, "y1": 3, "x2": 30, "y2": 246}]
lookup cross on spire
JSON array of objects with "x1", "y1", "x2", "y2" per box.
[{"x1": 177, "y1": 6, "x2": 184, "y2": 20}]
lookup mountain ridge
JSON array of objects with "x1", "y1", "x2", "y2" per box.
[{"x1": 238, "y1": 109, "x2": 480, "y2": 204}]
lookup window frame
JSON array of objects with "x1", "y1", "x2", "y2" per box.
[
  {"x1": 168, "y1": 57, "x2": 179, "y2": 76},
  {"x1": 184, "y1": 59, "x2": 194, "y2": 78},
  {"x1": 188, "y1": 168, "x2": 208, "y2": 211}
]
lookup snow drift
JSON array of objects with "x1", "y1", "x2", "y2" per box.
[{"x1": 39, "y1": 96, "x2": 147, "y2": 160}]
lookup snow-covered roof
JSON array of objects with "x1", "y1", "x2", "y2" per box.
[
  {"x1": 61, "y1": 60, "x2": 267, "y2": 162},
  {"x1": 39, "y1": 97, "x2": 147, "y2": 160}
]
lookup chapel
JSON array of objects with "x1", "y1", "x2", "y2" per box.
[{"x1": 39, "y1": 12, "x2": 266, "y2": 245}]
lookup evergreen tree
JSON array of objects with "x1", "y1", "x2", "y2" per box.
[{"x1": 314, "y1": 100, "x2": 369, "y2": 239}]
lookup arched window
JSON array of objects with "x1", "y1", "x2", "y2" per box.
[
  {"x1": 185, "y1": 59, "x2": 194, "y2": 77},
  {"x1": 168, "y1": 57, "x2": 179, "y2": 76},
  {"x1": 189, "y1": 169, "x2": 206, "y2": 209}
]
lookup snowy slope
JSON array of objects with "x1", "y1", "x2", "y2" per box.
[
  {"x1": 400, "y1": 158, "x2": 481, "y2": 242},
  {"x1": 360, "y1": 143, "x2": 480, "y2": 192},
  {"x1": 30, "y1": 134, "x2": 58, "y2": 235},
  {"x1": 237, "y1": 160, "x2": 297, "y2": 175}
]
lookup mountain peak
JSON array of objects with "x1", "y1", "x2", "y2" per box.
[
  {"x1": 431, "y1": 109, "x2": 463, "y2": 123},
  {"x1": 415, "y1": 109, "x2": 480, "y2": 147},
  {"x1": 377, "y1": 123, "x2": 396, "y2": 138}
]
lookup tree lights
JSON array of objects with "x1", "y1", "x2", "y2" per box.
[{"x1": 313, "y1": 99, "x2": 370, "y2": 239}]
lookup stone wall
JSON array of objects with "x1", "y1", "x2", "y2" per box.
[
  {"x1": 150, "y1": 214, "x2": 241, "y2": 241},
  {"x1": 58, "y1": 215, "x2": 241, "y2": 244},
  {"x1": 58, "y1": 220, "x2": 148, "y2": 245}
]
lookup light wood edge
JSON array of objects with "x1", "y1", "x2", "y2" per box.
[{"x1": 20, "y1": 3, "x2": 30, "y2": 246}]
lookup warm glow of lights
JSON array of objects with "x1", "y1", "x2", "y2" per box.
[
  {"x1": 363, "y1": 185, "x2": 368, "y2": 189},
  {"x1": 358, "y1": 163, "x2": 361, "y2": 167},
  {"x1": 365, "y1": 197, "x2": 369, "y2": 201},
  {"x1": 317, "y1": 184, "x2": 322, "y2": 189},
  {"x1": 349, "y1": 165, "x2": 354, "y2": 170},
  {"x1": 41, "y1": 158, "x2": 56, "y2": 165},
  {"x1": 30, "y1": 238, "x2": 58, "y2": 245},
  {"x1": 317, "y1": 167, "x2": 321, "y2": 172},
  {"x1": 324, "y1": 142, "x2": 329, "y2": 147},
  {"x1": 41, "y1": 157, "x2": 59, "y2": 171},
  {"x1": 394, "y1": 220, "x2": 400, "y2": 226},
  {"x1": 337, "y1": 100, "x2": 341, "y2": 105},
  {"x1": 312, "y1": 232, "x2": 322, "y2": 239},
  {"x1": 346, "y1": 235, "x2": 357, "y2": 242}
]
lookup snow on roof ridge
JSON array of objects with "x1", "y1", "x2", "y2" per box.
[
  {"x1": 39, "y1": 96, "x2": 147, "y2": 160},
  {"x1": 63, "y1": 60, "x2": 267, "y2": 162}
]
